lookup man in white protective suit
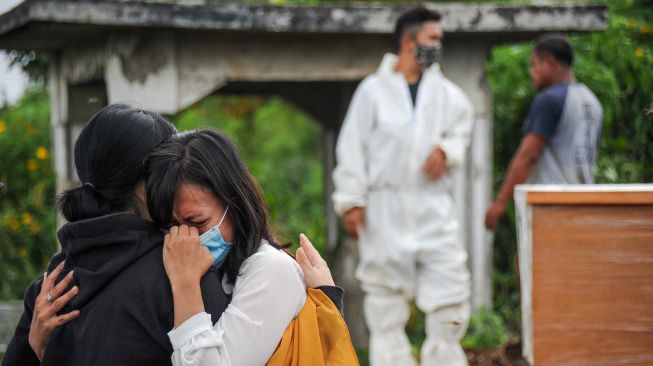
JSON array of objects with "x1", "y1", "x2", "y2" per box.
[{"x1": 332, "y1": 7, "x2": 474, "y2": 366}]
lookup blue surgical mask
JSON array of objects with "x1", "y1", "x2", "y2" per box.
[{"x1": 199, "y1": 206, "x2": 232, "y2": 267}]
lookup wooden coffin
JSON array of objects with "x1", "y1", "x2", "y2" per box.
[{"x1": 514, "y1": 185, "x2": 653, "y2": 366}]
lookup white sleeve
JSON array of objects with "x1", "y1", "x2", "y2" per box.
[
  {"x1": 332, "y1": 80, "x2": 375, "y2": 216},
  {"x1": 169, "y1": 313, "x2": 226, "y2": 366},
  {"x1": 439, "y1": 90, "x2": 474, "y2": 167},
  {"x1": 168, "y1": 251, "x2": 306, "y2": 366}
]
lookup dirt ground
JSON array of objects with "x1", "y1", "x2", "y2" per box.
[{"x1": 465, "y1": 340, "x2": 530, "y2": 366}]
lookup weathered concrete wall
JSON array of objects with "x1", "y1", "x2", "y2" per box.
[
  {"x1": 50, "y1": 52, "x2": 107, "y2": 200},
  {"x1": 103, "y1": 31, "x2": 389, "y2": 113},
  {"x1": 0, "y1": 1, "x2": 608, "y2": 47},
  {"x1": 106, "y1": 32, "x2": 181, "y2": 113}
]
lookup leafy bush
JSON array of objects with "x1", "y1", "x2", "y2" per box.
[
  {"x1": 0, "y1": 88, "x2": 57, "y2": 300},
  {"x1": 461, "y1": 307, "x2": 510, "y2": 349}
]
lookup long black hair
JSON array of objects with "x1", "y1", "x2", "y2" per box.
[
  {"x1": 144, "y1": 128, "x2": 279, "y2": 284},
  {"x1": 58, "y1": 104, "x2": 177, "y2": 222}
]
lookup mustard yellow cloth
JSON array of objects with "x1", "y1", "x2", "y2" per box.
[{"x1": 267, "y1": 288, "x2": 359, "y2": 366}]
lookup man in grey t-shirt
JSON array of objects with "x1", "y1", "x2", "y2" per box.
[{"x1": 485, "y1": 34, "x2": 603, "y2": 230}]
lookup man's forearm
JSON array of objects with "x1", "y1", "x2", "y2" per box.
[{"x1": 495, "y1": 153, "x2": 538, "y2": 205}]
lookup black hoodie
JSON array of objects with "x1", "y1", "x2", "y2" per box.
[{"x1": 2, "y1": 213, "x2": 228, "y2": 366}]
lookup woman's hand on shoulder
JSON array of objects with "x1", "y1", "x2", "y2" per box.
[
  {"x1": 163, "y1": 225, "x2": 214, "y2": 289},
  {"x1": 295, "y1": 234, "x2": 335, "y2": 288},
  {"x1": 29, "y1": 260, "x2": 80, "y2": 360}
]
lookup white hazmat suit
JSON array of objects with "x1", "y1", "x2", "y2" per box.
[{"x1": 333, "y1": 54, "x2": 474, "y2": 366}]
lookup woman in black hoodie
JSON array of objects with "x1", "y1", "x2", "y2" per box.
[{"x1": 2, "y1": 104, "x2": 229, "y2": 366}]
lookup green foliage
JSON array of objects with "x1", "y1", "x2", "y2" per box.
[
  {"x1": 491, "y1": 255, "x2": 521, "y2": 334},
  {"x1": 575, "y1": 4, "x2": 653, "y2": 182},
  {"x1": 355, "y1": 348, "x2": 369, "y2": 366},
  {"x1": 461, "y1": 307, "x2": 509, "y2": 349},
  {"x1": 173, "y1": 96, "x2": 326, "y2": 252},
  {"x1": 0, "y1": 88, "x2": 57, "y2": 300},
  {"x1": 406, "y1": 303, "x2": 426, "y2": 354}
]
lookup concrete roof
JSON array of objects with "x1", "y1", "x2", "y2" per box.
[{"x1": 0, "y1": 0, "x2": 608, "y2": 50}]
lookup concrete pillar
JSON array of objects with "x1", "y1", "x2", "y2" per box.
[
  {"x1": 49, "y1": 53, "x2": 70, "y2": 196},
  {"x1": 321, "y1": 124, "x2": 338, "y2": 250},
  {"x1": 441, "y1": 40, "x2": 494, "y2": 311},
  {"x1": 318, "y1": 83, "x2": 356, "y2": 251},
  {"x1": 49, "y1": 50, "x2": 107, "y2": 228}
]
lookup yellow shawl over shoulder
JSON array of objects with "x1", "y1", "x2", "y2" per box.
[{"x1": 267, "y1": 288, "x2": 359, "y2": 366}]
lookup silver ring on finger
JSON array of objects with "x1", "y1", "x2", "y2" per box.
[{"x1": 47, "y1": 292, "x2": 55, "y2": 302}]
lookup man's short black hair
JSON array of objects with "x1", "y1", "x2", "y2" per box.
[
  {"x1": 394, "y1": 7, "x2": 442, "y2": 51},
  {"x1": 534, "y1": 34, "x2": 574, "y2": 68}
]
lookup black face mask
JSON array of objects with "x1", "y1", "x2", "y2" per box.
[{"x1": 414, "y1": 43, "x2": 443, "y2": 68}]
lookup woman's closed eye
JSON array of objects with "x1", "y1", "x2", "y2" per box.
[{"x1": 188, "y1": 220, "x2": 208, "y2": 229}]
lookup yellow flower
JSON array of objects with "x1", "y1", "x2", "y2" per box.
[
  {"x1": 635, "y1": 48, "x2": 645, "y2": 58},
  {"x1": 9, "y1": 219, "x2": 21, "y2": 232},
  {"x1": 30, "y1": 222, "x2": 42, "y2": 235},
  {"x1": 641, "y1": 26, "x2": 653, "y2": 36},
  {"x1": 628, "y1": 18, "x2": 637, "y2": 28},
  {"x1": 26, "y1": 124, "x2": 36, "y2": 134},
  {"x1": 27, "y1": 159, "x2": 37, "y2": 172},
  {"x1": 18, "y1": 247, "x2": 28, "y2": 259},
  {"x1": 22, "y1": 212, "x2": 33, "y2": 225},
  {"x1": 0, "y1": 120, "x2": 6, "y2": 134},
  {"x1": 36, "y1": 146, "x2": 49, "y2": 160}
]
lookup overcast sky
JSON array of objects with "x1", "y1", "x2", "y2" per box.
[{"x1": 0, "y1": 0, "x2": 28, "y2": 107}]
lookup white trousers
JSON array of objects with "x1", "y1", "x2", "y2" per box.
[
  {"x1": 357, "y1": 190, "x2": 471, "y2": 366},
  {"x1": 365, "y1": 293, "x2": 470, "y2": 366}
]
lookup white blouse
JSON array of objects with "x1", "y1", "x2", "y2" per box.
[{"x1": 168, "y1": 242, "x2": 307, "y2": 366}]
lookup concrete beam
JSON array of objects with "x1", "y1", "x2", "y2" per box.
[
  {"x1": 0, "y1": 1, "x2": 608, "y2": 50},
  {"x1": 90, "y1": 31, "x2": 385, "y2": 114}
]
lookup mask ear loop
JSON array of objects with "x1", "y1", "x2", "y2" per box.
[{"x1": 217, "y1": 206, "x2": 229, "y2": 228}]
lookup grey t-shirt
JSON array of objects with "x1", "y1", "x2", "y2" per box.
[{"x1": 522, "y1": 82, "x2": 603, "y2": 184}]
